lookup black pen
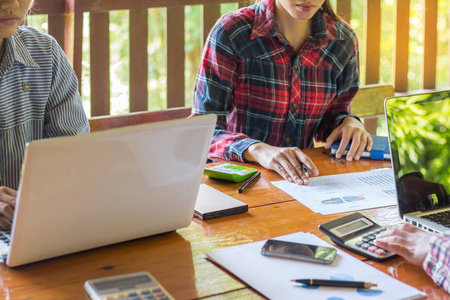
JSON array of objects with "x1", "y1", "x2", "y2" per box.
[
  {"x1": 237, "y1": 171, "x2": 261, "y2": 193},
  {"x1": 322, "y1": 151, "x2": 346, "y2": 165},
  {"x1": 291, "y1": 278, "x2": 377, "y2": 289}
]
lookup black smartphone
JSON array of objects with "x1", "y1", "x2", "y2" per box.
[{"x1": 260, "y1": 239, "x2": 337, "y2": 264}]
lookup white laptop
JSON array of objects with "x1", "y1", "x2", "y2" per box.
[
  {"x1": 0, "y1": 114, "x2": 216, "y2": 267},
  {"x1": 385, "y1": 91, "x2": 450, "y2": 233}
]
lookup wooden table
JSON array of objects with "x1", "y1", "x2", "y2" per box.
[{"x1": 0, "y1": 147, "x2": 447, "y2": 299}]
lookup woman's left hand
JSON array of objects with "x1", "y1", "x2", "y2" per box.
[{"x1": 324, "y1": 117, "x2": 372, "y2": 161}]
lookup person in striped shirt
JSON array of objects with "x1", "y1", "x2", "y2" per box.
[
  {"x1": 375, "y1": 223, "x2": 450, "y2": 294},
  {"x1": 0, "y1": 0, "x2": 89, "y2": 229},
  {"x1": 192, "y1": 0, "x2": 372, "y2": 185}
]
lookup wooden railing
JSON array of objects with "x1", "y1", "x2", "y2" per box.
[{"x1": 32, "y1": 0, "x2": 445, "y2": 118}]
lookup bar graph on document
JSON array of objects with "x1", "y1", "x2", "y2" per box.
[{"x1": 271, "y1": 168, "x2": 397, "y2": 215}]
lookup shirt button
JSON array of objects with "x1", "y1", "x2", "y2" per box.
[
  {"x1": 285, "y1": 136, "x2": 292, "y2": 143},
  {"x1": 292, "y1": 102, "x2": 298, "y2": 108},
  {"x1": 232, "y1": 153, "x2": 239, "y2": 160}
]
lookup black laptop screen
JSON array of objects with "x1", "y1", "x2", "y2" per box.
[{"x1": 385, "y1": 91, "x2": 450, "y2": 217}]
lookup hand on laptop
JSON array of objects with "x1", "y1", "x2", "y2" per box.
[
  {"x1": 0, "y1": 186, "x2": 16, "y2": 230},
  {"x1": 324, "y1": 117, "x2": 372, "y2": 161},
  {"x1": 375, "y1": 223, "x2": 435, "y2": 266}
]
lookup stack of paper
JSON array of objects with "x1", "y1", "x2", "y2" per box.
[
  {"x1": 272, "y1": 168, "x2": 397, "y2": 215},
  {"x1": 206, "y1": 232, "x2": 425, "y2": 300}
]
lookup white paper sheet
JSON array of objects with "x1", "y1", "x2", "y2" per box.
[
  {"x1": 272, "y1": 168, "x2": 397, "y2": 215},
  {"x1": 206, "y1": 232, "x2": 425, "y2": 300}
]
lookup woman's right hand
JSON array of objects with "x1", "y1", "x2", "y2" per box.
[
  {"x1": 243, "y1": 143, "x2": 319, "y2": 185},
  {"x1": 0, "y1": 186, "x2": 17, "y2": 230}
]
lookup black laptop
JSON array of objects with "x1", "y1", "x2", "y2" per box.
[{"x1": 385, "y1": 90, "x2": 450, "y2": 233}]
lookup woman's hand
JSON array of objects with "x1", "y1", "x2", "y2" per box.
[
  {"x1": 0, "y1": 186, "x2": 17, "y2": 230},
  {"x1": 324, "y1": 117, "x2": 372, "y2": 161},
  {"x1": 375, "y1": 223, "x2": 434, "y2": 266},
  {"x1": 243, "y1": 143, "x2": 319, "y2": 185}
]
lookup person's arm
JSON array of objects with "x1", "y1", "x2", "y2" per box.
[
  {"x1": 422, "y1": 231, "x2": 450, "y2": 293},
  {"x1": 192, "y1": 22, "x2": 259, "y2": 162},
  {"x1": 44, "y1": 38, "x2": 89, "y2": 137},
  {"x1": 319, "y1": 36, "x2": 372, "y2": 161}
]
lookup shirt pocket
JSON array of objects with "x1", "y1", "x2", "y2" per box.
[{"x1": 233, "y1": 58, "x2": 291, "y2": 142}]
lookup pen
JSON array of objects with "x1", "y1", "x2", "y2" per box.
[
  {"x1": 301, "y1": 163, "x2": 309, "y2": 177},
  {"x1": 322, "y1": 151, "x2": 346, "y2": 165},
  {"x1": 291, "y1": 278, "x2": 377, "y2": 289},
  {"x1": 237, "y1": 171, "x2": 261, "y2": 193}
]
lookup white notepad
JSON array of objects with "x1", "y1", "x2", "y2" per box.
[{"x1": 206, "y1": 232, "x2": 425, "y2": 300}]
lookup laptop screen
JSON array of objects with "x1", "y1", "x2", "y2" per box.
[{"x1": 385, "y1": 91, "x2": 450, "y2": 217}]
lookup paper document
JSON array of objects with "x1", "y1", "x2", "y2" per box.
[
  {"x1": 206, "y1": 232, "x2": 425, "y2": 300},
  {"x1": 272, "y1": 168, "x2": 396, "y2": 215}
]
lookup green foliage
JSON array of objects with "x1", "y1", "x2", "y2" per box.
[{"x1": 386, "y1": 93, "x2": 450, "y2": 189}]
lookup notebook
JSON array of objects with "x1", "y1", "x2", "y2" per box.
[
  {"x1": 0, "y1": 114, "x2": 216, "y2": 267},
  {"x1": 385, "y1": 91, "x2": 450, "y2": 233},
  {"x1": 330, "y1": 135, "x2": 390, "y2": 160}
]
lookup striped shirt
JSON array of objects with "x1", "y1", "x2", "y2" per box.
[
  {"x1": 0, "y1": 26, "x2": 89, "y2": 190},
  {"x1": 192, "y1": 0, "x2": 360, "y2": 162},
  {"x1": 423, "y1": 231, "x2": 450, "y2": 293}
]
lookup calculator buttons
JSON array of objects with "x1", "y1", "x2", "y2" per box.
[{"x1": 346, "y1": 228, "x2": 394, "y2": 260}]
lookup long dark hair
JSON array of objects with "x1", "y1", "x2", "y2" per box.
[{"x1": 245, "y1": 0, "x2": 340, "y2": 20}]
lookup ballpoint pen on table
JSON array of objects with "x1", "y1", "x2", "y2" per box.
[
  {"x1": 237, "y1": 171, "x2": 261, "y2": 193},
  {"x1": 291, "y1": 278, "x2": 377, "y2": 289},
  {"x1": 322, "y1": 151, "x2": 346, "y2": 165}
]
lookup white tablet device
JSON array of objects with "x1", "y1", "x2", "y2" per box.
[{"x1": 194, "y1": 184, "x2": 248, "y2": 220}]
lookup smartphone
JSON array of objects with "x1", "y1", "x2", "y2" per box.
[{"x1": 260, "y1": 239, "x2": 337, "y2": 264}]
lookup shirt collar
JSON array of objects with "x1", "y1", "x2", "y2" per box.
[
  {"x1": 4, "y1": 30, "x2": 39, "y2": 68},
  {"x1": 251, "y1": 0, "x2": 346, "y2": 47}
]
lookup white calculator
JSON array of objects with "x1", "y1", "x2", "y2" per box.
[{"x1": 84, "y1": 271, "x2": 174, "y2": 300}]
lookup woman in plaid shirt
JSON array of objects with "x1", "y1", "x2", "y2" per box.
[
  {"x1": 376, "y1": 223, "x2": 450, "y2": 294},
  {"x1": 192, "y1": 0, "x2": 372, "y2": 185}
]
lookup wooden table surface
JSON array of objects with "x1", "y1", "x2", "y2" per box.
[{"x1": 0, "y1": 147, "x2": 447, "y2": 299}]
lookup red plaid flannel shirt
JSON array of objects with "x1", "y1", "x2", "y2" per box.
[{"x1": 192, "y1": 0, "x2": 360, "y2": 162}]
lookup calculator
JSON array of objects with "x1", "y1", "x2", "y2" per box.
[
  {"x1": 318, "y1": 212, "x2": 397, "y2": 261},
  {"x1": 84, "y1": 271, "x2": 174, "y2": 300},
  {"x1": 204, "y1": 163, "x2": 258, "y2": 182}
]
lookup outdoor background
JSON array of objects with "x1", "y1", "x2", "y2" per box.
[{"x1": 28, "y1": 0, "x2": 450, "y2": 125}]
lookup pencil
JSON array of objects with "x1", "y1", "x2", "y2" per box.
[
  {"x1": 237, "y1": 171, "x2": 261, "y2": 193},
  {"x1": 322, "y1": 151, "x2": 346, "y2": 165},
  {"x1": 291, "y1": 278, "x2": 377, "y2": 289}
]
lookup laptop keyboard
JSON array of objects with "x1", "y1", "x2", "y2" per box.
[
  {"x1": 421, "y1": 211, "x2": 450, "y2": 227},
  {"x1": 0, "y1": 229, "x2": 11, "y2": 258}
]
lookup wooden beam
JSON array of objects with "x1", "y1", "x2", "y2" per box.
[
  {"x1": 422, "y1": 0, "x2": 437, "y2": 90},
  {"x1": 393, "y1": 0, "x2": 410, "y2": 93},
  {"x1": 90, "y1": 12, "x2": 110, "y2": 116},
  {"x1": 202, "y1": 4, "x2": 221, "y2": 46},
  {"x1": 363, "y1": 0, "x2": 381, "y2": 85},
  {"x1": 73, "y1": 0, "x2": 84, "y2": 92},
  {"x1": 167, "y1": 6, "x2": 185, "y2": 108},
  {"x1": 130, "y1": 9, "x2": 149, "y2": 112},
  {"x1": 336, "y1": 0, "x2": 351, "y2": 23},
  {"x1": 85, "y1": 0, "x2": 238, "y2": 12}
]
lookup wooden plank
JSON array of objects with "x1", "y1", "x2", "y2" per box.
[
  {"x1": 363, "y1": 0, "x2": 381, "y2": 84},
  {"x1": 32, "y1": 0, "x2": 66, "y2": 14},
  {"x1": 130, "y1": 9, "x2": 149, "y2": 112},
  {"x1": 85, "y1": 0, "x2": 238, "y2": 11},
  {"x1": 336, "y1": 0, "x2": 351, "y2": 23},
  {"x1": 167, "y1": 6, "x2": 185, "y2": 108},
  {"x1": 90, "y1": 12, "x2": 110, "y2": 116},
  {"x1": 73, "y1": 0, "x2": 85, "y2": 91},
  {"x1": 202, "y1": 4, "x2": 221, "y2": 46},
  {"x1": 393, "y1": 0, "x2": 410, "y2": 93},
  {"x1": 47, "y1": 14, "x2": 66, "y2": 53},
  {"x1": 422, "y1": 0, "x2": 437, "y2": 90},
  {"x1": 88, "y1": 107, "x2": 192, "y2": 131}
]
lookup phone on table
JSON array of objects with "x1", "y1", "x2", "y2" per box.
[{"x1": 260, "y1": 239, "x2": 337, "y2": 264}]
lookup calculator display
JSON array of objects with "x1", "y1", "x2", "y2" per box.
[
  {"x1": 330, "y1": 217, "x2": 373, "y2": 238},
  {"x1": 93, "y1": 274, "x2": 151, "y2": 291}
]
